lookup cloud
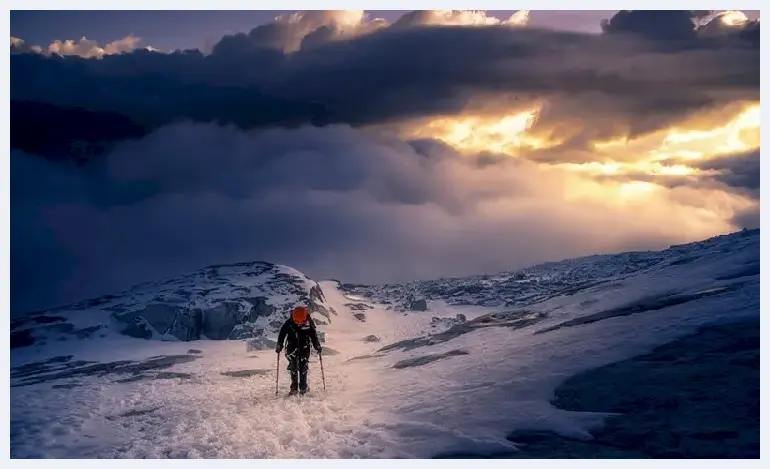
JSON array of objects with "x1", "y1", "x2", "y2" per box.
[
  {"x1": 11, "y1": 34, "x2": 147, "y2": 58},
  {"x1": 10, "y1": 12, "x2": 758, "y2": 157},
  {"x1": 210, "y1": 10, "x2": 530, "y2": 55},
  {"x1": 600, "y1": 10, "x2": 760, "y2": 43},
  {"x1": 11, "y1": 122, "x2": 750, "y2": 313},
  {"x1": 392, "y1": 10, "x2": 529, "y2": 27},
  {"x1": 213, "y1": 10, "x2": 389, "y2": 54},
  {"x1": 600, "y1": 10, "x2": 710, "y2": 40},
  {"x1": 691, "y1": 149, "x2": 760, "y2": 194}
]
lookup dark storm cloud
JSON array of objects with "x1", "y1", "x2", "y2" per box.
[
  {"x1": 12, "y1": 122, "x2": 702, "y2": 314},
  {"x1": 731, "y1": 207, "x2": 760, "y2": 229},
  {"x1": 692, "y1": 150, "x2": 760, "y2": 194},
  {"x1": 593, "y1": 149, "x2": 760, "y2": 198},
  {"x1": 10, "y1": 10, "x2": 759, "y2": 158},
  {"x1": 601, "y1": 10, "x2": 710, "y2": 40}
]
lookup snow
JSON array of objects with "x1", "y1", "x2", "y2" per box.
[{"x1": 10, "y1": 229, "x2": 759, "y2": 458}]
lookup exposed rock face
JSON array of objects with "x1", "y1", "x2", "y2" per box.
[
  {"x1": 12, "y1": 261, "x2": 333, "y2": 347},
  {"x1": 202, "y1": 302, "x2": 242, "y2": 340},
  {"x1": 409, "y1": 299, "x2": 428, "y2": 311}
]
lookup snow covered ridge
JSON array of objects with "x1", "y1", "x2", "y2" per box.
[
  {"x1": 11, "y1": 261, "x2": 335, "y2": 349},
  {"x1": 340, "y1": 228, "x2": 760, "y2": 311}
]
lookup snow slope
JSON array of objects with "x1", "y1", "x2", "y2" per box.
[{"x1": 9, "y1": 229, "x2": 759, "y2": 458}]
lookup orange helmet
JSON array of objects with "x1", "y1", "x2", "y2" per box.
[{"x1": 291, "y1": 306, "x2": 309, "y2": 325}]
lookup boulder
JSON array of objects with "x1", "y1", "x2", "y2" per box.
[
  {"x1": 245, "y1": 337, "x2": 277, "y2": 352},
  {"x1": 409, "y1": 299, "x2": 428, "y2": 311},
  {"x1": 363, "y1": 335, "x2": 381, "y2": 343}
]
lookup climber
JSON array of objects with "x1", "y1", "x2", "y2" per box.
[{"x1": 275, "y1": 305, "x2": 322, "y2": 395}]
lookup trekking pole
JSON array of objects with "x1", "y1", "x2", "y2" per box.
[
  {"x1": 275, "y1": 353, "x2": 280, "y2": 396},
  {"x1": 318, "y1": 350, "x2": 326, "y2": 391}
]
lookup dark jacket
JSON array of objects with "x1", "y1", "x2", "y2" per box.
[{"x1": 277, "y1": 316, "x2": 321, "y2": 356}]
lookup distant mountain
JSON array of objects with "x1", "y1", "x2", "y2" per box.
[
  {"x1": 11, "y1": 261, "x2": 336, "y2": 350},
  {"x1": 340, "y1": 229, "x2": 760, "y2": 311}
]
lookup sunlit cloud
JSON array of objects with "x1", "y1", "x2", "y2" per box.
[
  {"x1": 718, "y1": 10, "x2": 750, "y2": 27},
  {"x1": 398, "y1": 97, "x2": 758, "y2": 215},
  {"x1": 403, "y1": 9, "x2": 530, "y2": 27},
  {"x1": 400, "y1": 107, "x2": 555, "y2": 155},
  {"x1": 10, "y1": 34, "x2": 148, "y2": 58}
]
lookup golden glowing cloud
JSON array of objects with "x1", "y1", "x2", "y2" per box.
[
  {"x1": 581, "y1": 102, "x2": 760, "y2": 181},
  {"x1": 719, "y1": 10, "x2": 750, "y2": 27},
  {"x1": 402, "y1": 99, "x2": 759, "y2": 220},
  {"x1": 402, "y1": 107, "x2": 558, "y2": 155}
]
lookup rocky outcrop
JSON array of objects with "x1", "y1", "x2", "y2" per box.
[
  {"x1": 409, "y1": 299, "x2": 428, "y2": 311},
  {"x1": 202, "y1": 302, "x2": 242, "y2": 340},
  {"x1": 114, "y1": 304, "x2": 204, "y2": 341},
  {"x1": 245, "y1": 337, "x2": 277, "y2": 352},
  {"x1": 12, "y1": 261, "x2": 334, "y2": 348},
  {"x1": 427, "y1": 314, "x2": 468, "y2": 333}
]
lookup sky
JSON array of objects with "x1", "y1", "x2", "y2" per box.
[{"x1": 10, "y1": 9, "x2": 761, "y2": 313}]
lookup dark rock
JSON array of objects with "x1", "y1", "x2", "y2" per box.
[
  {"x1": 353, "y1": 313, "x2": 367, "y2": 322},
  {"x1": 507, "y1": 430, "x2": 561, "y2": 444},
  {"x1": 125, "y1": 304, "x2": 179, "y2": 337},
  {"x1": 363, "y1": 335, "x2": 381, "y2": 343},
  {"x1": 12, "y1": 354, "x2": 200, "y2": 387},
  {"x1": 245, "y1": 337, "x2": 277, "y2": 352},
  {"x1": 73, "y1": 325, "x2": 104, "y2": 339},
  {"x1": 379, "y1": 310, "x2": 546, "y2": 353},
  {"x1": 115, "y1": 374, "x2": 148, "y2": 384},
  {"x1": 119, "y1": 320, "x2": 153, "y2": 340},
  {"x1": 187, "y1": 349, "x2": 203, "y2": 355},
  {"x1": 220, "y1": 369, "x2": 271, "y2": 378},
  {"x1": 116, "y1": 406, "x2": 161, "y2": 418},
  {"x1": 202, "y1": 302, "x2": 243, "y2": 340},
  {"x1": 244, "y1": 297, "x2": 275, "y2": 321},
  {"x1": 115, "y1": 303, "x2": 201, "y2": 340},
  {"x1": 52, "y1": 383, "x2": 81, "y2": 389},
  {"x1": 169, "y1": 308, "x2": 202, "y2": 341},
  {"x1": 393, "y1": 349, "x2": 469, "y2": 369},
  {"x1": 154, "y1": 371, "x2": 193, "y2": 380},
  {"x1": 347, "y1": 354, "x2": 386, "y2": 362},
  {"x1": 409, "y1": 299, "x2": 428, "y2": 311}
]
